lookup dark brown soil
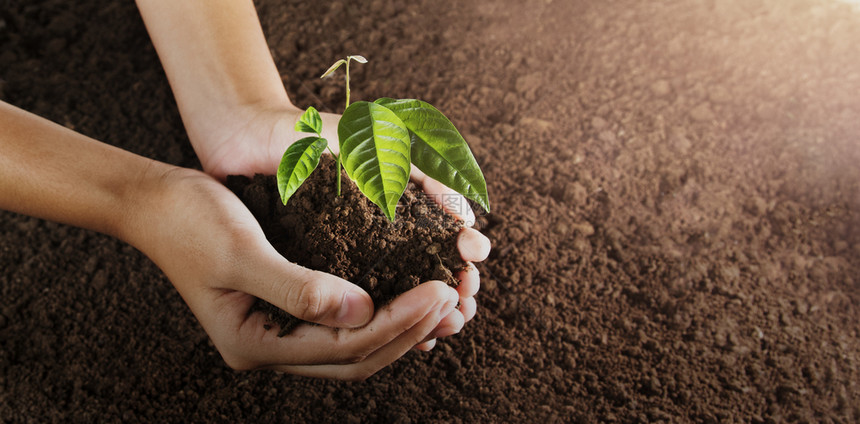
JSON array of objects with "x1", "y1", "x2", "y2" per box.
[
  {"x1": 225, "y1": 156, "x2": 465, "y2": 335},
  {"x1": 2, "y1": 0, "x2": 860, "y2": 422}
]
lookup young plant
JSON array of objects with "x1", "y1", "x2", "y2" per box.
[{"x1": 277, "y1": 55, "x2": 489, "y2": 221}]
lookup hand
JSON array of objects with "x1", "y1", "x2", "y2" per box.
[
  {"x1": 4, "y1": 95, "x2": 477, "y2": 379},
  {"x1": 137, "y1": 0, "x2": 490, "y2": 360},
  {"x1": 190, "y1": 103, "x2": 491, "y2": 352},
  {"x1": 127, "y1": 166, "x2": 483, "y2": 379}
]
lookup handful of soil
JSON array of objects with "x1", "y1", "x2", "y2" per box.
[{"x1": 226, "y1": 155, "x2": 467, "y2": 335}]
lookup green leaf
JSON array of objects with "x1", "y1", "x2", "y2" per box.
[
  {"x1": 320, "y1": 59, "x2": 346, "y2": 78},
  {"x1": 375, "y1": 98, "x2": 490, "y2": 212},
  {"x1": 348, "y1": 55, "x2": 368, "y2": 64},
  {"x1": 295, "y1": 106, "x2": 323, "y2": 135},
  {"x1": 277, "y1": 136, "x2": 328, "y2": 205},
  {"x1": 338, "y1": 101, "x2": 411, "y2": 221}
]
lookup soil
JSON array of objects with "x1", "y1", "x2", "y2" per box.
[
  {"x1": 2, "y1": 0, "x2": 860, "y2": 422},
  {"x1": 225, "y1": 156, "x2": 466, "y2": 336}
]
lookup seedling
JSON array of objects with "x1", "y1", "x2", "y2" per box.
[{"x1": 277, "y1": 55, "x2": 489, "y2": 221}]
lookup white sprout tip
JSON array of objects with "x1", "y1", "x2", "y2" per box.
[{"x1": 320, "y1": 59, "x2": 346, "y2": 78}]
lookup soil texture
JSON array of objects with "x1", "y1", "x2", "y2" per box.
[
  {"x1": 2, "y1": 0, "x2": 860, "y2": 422},
  {"x1": 226, "y1": 156, "x2": 465, "y2": 335}
]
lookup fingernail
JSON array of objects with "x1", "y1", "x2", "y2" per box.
[{"x1": 337, "y1": 291, "x2": 371, "y2": 327}]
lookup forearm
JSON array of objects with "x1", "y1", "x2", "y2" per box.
[
  {"x1": 0, "y1": 101, "x2": 169, "y2": 242},
  {"x1": 136, "y1": 0, "x2": 295, "y2": 145}
]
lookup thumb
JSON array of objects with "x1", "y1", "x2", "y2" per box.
[{"x1": 242, "y1": 249, "x2": 374, "y2": 328}]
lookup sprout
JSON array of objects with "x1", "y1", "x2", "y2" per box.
[{"x1": 278, "y1": 56, "x2": 489, "y2": 221}]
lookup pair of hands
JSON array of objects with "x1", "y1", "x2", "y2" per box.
[{"x1": 134, "y1": 105, "x2": 490, "y2": 380}]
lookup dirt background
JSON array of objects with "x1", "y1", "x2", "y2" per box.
[{"x1": 2, "y1": 0, "x2": 860, "y2": 422}]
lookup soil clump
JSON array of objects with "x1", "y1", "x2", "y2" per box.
[{"x1": 226, "y1": 156, "x2": 466, "y2": 335}]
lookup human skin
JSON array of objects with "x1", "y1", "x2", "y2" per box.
[
  {"x1": 0, "y1": 100, "x2": 488, "y2": 380},
  {"x1": 134, "y1": 0, "x2": 489, "y2": 354},
  {"x1": 0, "y1": 0, "x2": 491, "y2": 380}
]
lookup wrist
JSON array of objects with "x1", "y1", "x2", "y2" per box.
[
  {"x1": 114, "y1": 161, "x2": 191, "y2": 251},
  {"x1": 137, "y1": 0, "x2": 297, "y2": 172},
  {"x1": 184, "y1": 96, "x2": 299, "y2": 147},
  {"x1": 189, "y1": 102, "x2": 304, "y2": 178}
]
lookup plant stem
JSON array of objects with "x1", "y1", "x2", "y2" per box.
[
  {"x1": 337, "y1": 58, "x2": 354, "y2": 196},
  {"x1": 336, "y1": 154, "x2": 342, "y2": 196},
  {"x1": 345, "y1": 58, "x2": 351, "y2": 109},
  {"x1": 326, "y1": 144, "x2": 342, "y2": 196}
]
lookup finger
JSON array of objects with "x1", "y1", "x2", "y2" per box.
[
  {"x1": 456, "y1": 262, "x2": 480, "y2": 298},
  {"x1": 413, "y1": 339, "x2": 436, "y2": 351},
  {"x1": 233, "y1": 245, "x2": 373, "y2": 328},
  {"x1": 231, "y1": 280, "x2": 458, "y2": 367},
  {"x1": 459, "y1": 296, "x2": 477, "y2": 323},
  {"x1": 414, "y1": 174, "x2": 476, "y2": 227},
  {"x1": 433, "y1": 308, "x2": 465, "y2": 339},
  {"x1": 269, "y1": 295, "x2": 455, "y2": 380},
  {"x1": 421, "y1": 307, "x2": 465, "y2": 345},
  {"x1": 457, "y1": 228, "x2": 491, "y2": 262}
]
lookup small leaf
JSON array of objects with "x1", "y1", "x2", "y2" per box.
[
  {"x1": 277, "y1": 136, "x2": 328, "y2": 205},
  {"x1": 320, "y1": 59, "x2": 346, "y2": 78},
  {"x1": 348, "y1": 55, "x2": 368, "y2": 64},
  {"x1": 375, "y1": 98, "x2": 490, "y2": 212},
  {"x1": 338, "y1": 101, "x2": 411, "y2": 221},
  {"x1": 294, "y1": 106, "x2": 323, "y2": 135}
]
